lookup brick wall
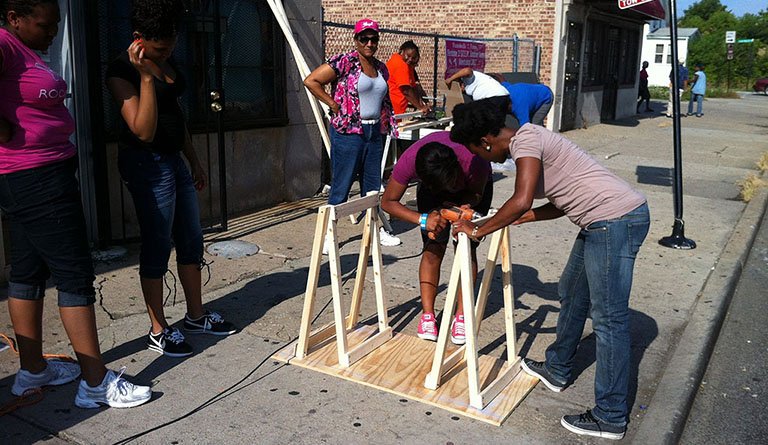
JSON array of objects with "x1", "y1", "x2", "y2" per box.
[{"x1": 321, "y1": 0, "x2": 556, "y2": 85}]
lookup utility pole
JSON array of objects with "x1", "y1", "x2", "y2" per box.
[{"x1": 659, "y1": 0, "x2": 696, "y2": 250}]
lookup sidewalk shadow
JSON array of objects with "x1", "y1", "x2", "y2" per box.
[{"x1": 0, "y1": 252, "x2": 401, "y2": 435}]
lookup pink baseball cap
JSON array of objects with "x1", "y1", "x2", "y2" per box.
[{"x1": 354, "y1": 19, "x2": 379, "y2": 35}]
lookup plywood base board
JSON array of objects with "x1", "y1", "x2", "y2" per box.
[{"x1": 273, "y1": 325, "x2": 538, "y2": 426}]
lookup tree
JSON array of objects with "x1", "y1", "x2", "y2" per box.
[
  {"x1": 680, "y1": 1, "x2": 768, "y2": 89},
  {"x1": 681, "y1": 0, "x2": 727, "y2": 22}
]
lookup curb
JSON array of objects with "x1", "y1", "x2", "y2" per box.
[{"x1": 633, "y1": 186, "x2": 768, "y2": 444}]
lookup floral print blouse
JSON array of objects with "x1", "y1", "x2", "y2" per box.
[{"x1": 326, "y1": 50, "x2": 398, "y2": 137}]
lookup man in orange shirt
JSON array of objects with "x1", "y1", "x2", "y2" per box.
[{"x1": 386, "y1": 41, "x2": 430, "y2": 116}]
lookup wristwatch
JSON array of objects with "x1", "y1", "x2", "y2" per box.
[{"x1": 471, "y1": 225, "x2": 479, "y2": 238}]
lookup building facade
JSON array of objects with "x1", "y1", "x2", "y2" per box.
[
  {"x1": 640, "y1": 26, "x2": 700, "y2": 87},
  {"x1": 323, "y1": 0, "x2": 657, "y2": 132},
  {"x1": 32, "y1": 0, "x2": 326, "y2": 245}
]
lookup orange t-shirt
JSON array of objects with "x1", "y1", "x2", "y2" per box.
[{"x1": 385, "y1": 53, "x2": 416, "y2": 115}]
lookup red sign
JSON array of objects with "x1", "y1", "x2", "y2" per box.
[
  {"x1": 618, "y1": 0, "x2": 666, "y2": 20},
  {"x1": 618, "y1": 0, "x2": 654, "y2": 8},
  {"x1": 445, "y1": 40, "x2": 487, "y2": 79}
]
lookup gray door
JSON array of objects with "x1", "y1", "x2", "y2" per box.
[
  {"x1": 601, "y1": 26, "x2": 620, "y2": 121},
  {"x1": 561, "y1": 21, "x2": 582, "y2": 131}
]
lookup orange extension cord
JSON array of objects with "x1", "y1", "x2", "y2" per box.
[{"x1": 0, "y1": 333, "x2": 76, "y2": 416}]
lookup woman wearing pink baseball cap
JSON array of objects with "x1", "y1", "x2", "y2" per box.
[{"x1": 304, "y1": 18, "x2": 400, "y2": 251}]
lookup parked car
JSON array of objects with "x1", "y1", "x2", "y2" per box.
[{"x1": 754, "y1": 78, "x2": 768, "y2": 95}]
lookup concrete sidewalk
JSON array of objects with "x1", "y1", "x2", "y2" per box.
[{"x1": 1, "y1": 93, "x2": 767, "y2": 444}]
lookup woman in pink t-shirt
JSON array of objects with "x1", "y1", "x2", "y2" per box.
[
  {"x1": 0, "y1": 0, "x2": 150, "y2": 408},
  {"x1": 450, "y1": 99, "x2": 649, "y2": 440}
]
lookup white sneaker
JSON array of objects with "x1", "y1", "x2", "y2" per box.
[
  {"x1": 379, "y1": 228, "x2": 401, "y2": 247},
  {"x1": 74, "y1": 367, "x2": 152, "y2": 409},
  {"x1": 11, "y1": 359, "x2": 81, "y2": 396}
]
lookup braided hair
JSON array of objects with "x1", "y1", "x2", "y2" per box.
[
  {"x1": 131, "y1": 0, "x2": 186, "y2": 40},
  {"x1": 0, "y1": 0, "x2": 57, "y2": 24}
]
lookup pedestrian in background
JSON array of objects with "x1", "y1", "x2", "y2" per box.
[
  {"x1": 687, "y1": 63, "x2": 706, "y2": 117},
  {"x1": 666, "y1": 60, "x2": 688, "y2": 117},
  {"x1": 304, "y1": 18, "x2": 401, "y2": 251},
  {"x1": 450, "y1": 98, "x2": 650, "y2": 440},
  {"x1": 0, "y1": 0, "x2": 150, "y2": 408},
  {"x1": 106, "y1": 0, "x2": 236, "y2": 358},
  {"x1": 637, "y1": 61, "x2": 652, "y2": 113}
]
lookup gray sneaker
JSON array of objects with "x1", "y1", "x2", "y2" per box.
[
  {"x1": 520, "y1": 358, "x2": 566, "y2": 392},
  {"x1": 561, "y1": 410, "x2": 626, "y2": 440},
  {"x1": 74, "y1": 367, "x2": 152, "y2": 409},
  {"x1": 11, "y1": 359, "x2": 81, "y2": 396}
]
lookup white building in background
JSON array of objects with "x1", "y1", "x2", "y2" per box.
[{"x1": 640, "y1": 25, "x2": 700, "y2": 86}]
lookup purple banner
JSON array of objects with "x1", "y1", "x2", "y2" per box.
[{"x1": 445, "y1": 39, "x2": 487, "y2": 79}]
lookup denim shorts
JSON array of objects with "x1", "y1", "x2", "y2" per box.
[
  {"x1": 0, "y1": 157, "x2": 96, "y2": 307},
  {"x1": 118, "y1": 148, "x2": 203, "y2": 279}
]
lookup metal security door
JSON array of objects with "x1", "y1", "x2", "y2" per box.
[
  {"x1": 181, "y1": 0, "x2": 228, "y2": 232},
  {"x1": 601, "y1": 26, "x2": 620, "y2": 122},
  {"x1": 561, "y1": 21, "x2": 582, "y2": 131}
]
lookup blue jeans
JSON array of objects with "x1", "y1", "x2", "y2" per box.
[
  {"x1": 118, "y1": 149, "x2": 203, "y2": 279},
  {"x1": 544, "y1": 203, "x2": 650, "y2": 426},
  {"x1": 0, "y1": 158, "x2": 95, "y2": 307},
  {"x1": 688, "y1": 93, "x2": 703, "y2": 115},
  {"x1": 328, "y1": 124, "x2": 384, "y2": 205}
]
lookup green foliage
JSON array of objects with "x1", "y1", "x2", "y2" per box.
[
  {"x1": 680, "y1": 1, "x2": 768, "y2": 90},
  {"x1": 681, "y1": 0, "x2": 726, "y2": 21},
  {"x1": 649, "y1": 86, "x2": 739, "y2": 101},
  {"x1": 648, "y1": 86, "x2": 669, "y2": 100}
]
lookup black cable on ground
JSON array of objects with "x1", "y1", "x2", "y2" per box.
[{"x1": 112, "y1": 295, "x2": 336, "y2": 445}]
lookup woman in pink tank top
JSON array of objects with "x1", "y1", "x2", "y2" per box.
[{"x1": 0, "y1": 0, "x2": 150, "y2": 408}]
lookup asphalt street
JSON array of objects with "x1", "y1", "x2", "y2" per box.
[{"x1": 680, "y1": 202, "x2": 768, "y2": 445}]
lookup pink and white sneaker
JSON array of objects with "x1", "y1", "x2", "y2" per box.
[
  {"x1": 451, "y1": 314, "x2": 466, "y2": 345},
  {"x1": 417, "y1": 312, "x2": 438, "y2": 341}
]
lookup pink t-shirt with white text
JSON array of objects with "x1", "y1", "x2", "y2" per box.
[{"x1": 0, "y1": 28, "x2": 76, "y2": 174}]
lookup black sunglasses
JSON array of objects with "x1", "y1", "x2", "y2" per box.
[{"x1": 357, "y1": 35, "x2": 379, "y2": 45}]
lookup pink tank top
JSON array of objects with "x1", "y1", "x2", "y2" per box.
[{"x1": 0, "y1": 28, "x2": 76, "y2": 174}]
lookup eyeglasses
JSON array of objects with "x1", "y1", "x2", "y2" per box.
[{"x1": 357, "y1": 35, "x2": 379, "y2": 45}]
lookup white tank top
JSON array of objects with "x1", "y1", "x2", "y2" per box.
[{"x1": 358, "y1": 72, "x2": 388, "y2": 120}]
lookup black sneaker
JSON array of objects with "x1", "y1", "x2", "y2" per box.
[
  {"x1": 184, "y1": 311, "x2": 237, "y2": 336},
  {"x1": 561, "y1": 410, "x2": 626, "y2": 440},
  {"x1": 148, "y1": 327, "x2": 193, "y2": 357},
  {"x1": 520, "y1": 358, "x2": 566, "y2": 392}
]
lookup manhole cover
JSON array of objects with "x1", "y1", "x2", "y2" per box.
[{"x1": 207, "y1": 240, "x2": 260, "y2": 259}]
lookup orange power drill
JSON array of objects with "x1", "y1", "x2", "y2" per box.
[
  {"x1": 427, "y1": 206, "x2": 484, "y2": 239},
  {"x1": 439, "y1": 206, "x2": 482, "y2": 222}
]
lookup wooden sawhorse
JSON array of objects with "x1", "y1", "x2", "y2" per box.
[
  {"x1": 424, "y1": 219, "x2": 522, "y2": 409},
  {"x1": 294, "y1": 192, "x2": 392, "y2": 367}
]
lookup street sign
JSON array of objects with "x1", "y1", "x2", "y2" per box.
[
  {"x1": 737, "y1": 38, "x2": 754, "y2": 43},
  {"x1": 618, "y1": 0, "x2": 654, "y2": 9},
  {"x1": 725, "y1": 31, "x2": 736, "y2": 43}
]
